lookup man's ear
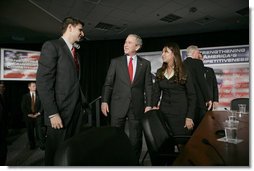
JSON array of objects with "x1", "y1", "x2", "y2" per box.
[
  {"x1": 67, "y1": 24, "x2": 73, "y2": 32},
  {"x1": 136, "y1": 45, "x2": 141, "y2": 52}
]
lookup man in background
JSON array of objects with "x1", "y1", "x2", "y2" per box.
[
  {"x1": 21, "y1": 82, "x2": 45, "y2": 150},
  {"x1": 36, "y1": 17, "x2": 87, "y2": 165},
  {"x1": 183, "y1": 45, "x2": 212, "y2": 127},
  {"x1": 199, "y1": 53, "x2": 219, "y2": 110},
  {"x1": 101, "y1": 34, "x2": 153, "y2": 162}
]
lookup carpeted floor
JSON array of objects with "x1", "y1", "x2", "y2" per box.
[
  {"x1": 6, "y1": 128, "x2": 44, "y2": 166},
  {"x1": 5, "y1": 127, "x2": 151, "y2": 166}
]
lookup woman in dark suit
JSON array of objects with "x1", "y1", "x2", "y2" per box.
[{"x1": 152, "y1": 42, "x2": 196, "y2": 135}]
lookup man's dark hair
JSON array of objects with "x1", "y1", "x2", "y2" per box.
[
  {"x1": 28, "y1": 81, "x2": 36, "y2": 86},
  {"x1": 61, "y1": 17, "x2": 84, "y2": 34}
]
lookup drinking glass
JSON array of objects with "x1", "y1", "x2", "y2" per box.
[{"x1": 224, "y1": 120, "x2": 239, "y2": 143}]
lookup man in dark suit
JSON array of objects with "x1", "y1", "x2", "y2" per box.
[
  {"x1": 199, "y1": 53, "x2": 219, "y2": 110},
  {"x1": 36, "y1": 17, "x2": 87, "y2": 165},
  {"x1": 21, "y1": 82, "x2": 45, "y2": 150},
  {"x1": 183, "y1": 45, "x2": 212, "y2": 127},
  {"x1": 0, "y1": 82, "x2": 7, "y2": 165},
  {"x1": 101, "y1": 34, "x2": 153, "y2": 161}
]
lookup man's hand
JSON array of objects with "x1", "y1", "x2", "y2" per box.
[
  {"x1": 152, "y1": 106, "x2": 160, "y2": 110},
  {"x1": 34, "y1": 112, "x2": 41, "y2": 118},
  {"x1": 50, "y1": 114, "x2": 63, "y2": 129},
  {"x1": 206, "y1": 100, "x2": 212, "y2": 110},
  {"x1": 28, "y1": 114, "x2": 35, "y2": 118},
  {"x1": 144, "y1": 106, "x2": 152, "y2": 113},
  {"x1": 101, "y1": 102, "x2": 109, "y2": 116}
]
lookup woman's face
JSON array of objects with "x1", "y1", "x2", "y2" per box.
[{"x1": 162, "y1": 47, "x2": 174, "y2": 65}]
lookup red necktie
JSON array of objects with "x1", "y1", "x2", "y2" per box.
[
  {"x1": 128, "y1": 57, "x2": 133, "y2": 82},
  {"x1": 71, "y1": 47, "x2": 80, "y2": 71}
]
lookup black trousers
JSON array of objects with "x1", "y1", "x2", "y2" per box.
[
  {"x1": 25, "y1": 115, "x2": 45, "y2": 149},
  {"x1": 44, "y1": 102, "x2": 83, "y2": 166},
  {"x1": 111, "y1": 105, "x2": 142, "y2": 162}
]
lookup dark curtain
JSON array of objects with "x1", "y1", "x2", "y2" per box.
[{"x1": 79, "y1": 39, "x2": 124, "y2": 103}]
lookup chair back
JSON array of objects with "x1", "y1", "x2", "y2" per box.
[
  {"x1": 230, "y1": 98, "x2": 249, "y2": 112},
  {"x1": 54, "y1": 127, "x2": 138, "y2": 166},
  {"x1": 141, "y1": 110, "x2": 176, "y2": 165}
]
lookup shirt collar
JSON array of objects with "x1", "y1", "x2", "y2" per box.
[
  {"x1": 127, "y1": 55, "x2": 137, "y2": 60},
  {"x1": 62, "y1": 36, "x2": 73, "y2": 50},
  {"x1": 30, "y1": 91, "x2": 35, "y2": 96}
]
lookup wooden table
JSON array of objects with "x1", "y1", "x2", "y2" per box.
[{"x1": 173, "y1": 110, "x2": 249, "y2": 166}]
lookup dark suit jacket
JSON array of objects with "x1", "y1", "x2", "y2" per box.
[
  {"x1": 21, "y1": 92, "x2": 43, "y2": 117},
  {"x1": 204, "y1": 67, "x2": 219, "y2": 102},
  {"x1": 36, "y1": 38, "x2": 87, "y2": 127},
  {"x1": 183, "y1": 57, "x2": 211, "y2": 108},
  {"x1": 101, "y1": 55, "x2": 153, "y2": 119},
  {"x1": 152, "y1": 74, "x2": 196, "y2": 120}
]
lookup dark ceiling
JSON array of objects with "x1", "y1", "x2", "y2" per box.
[{"x1": 0, "y1": 0, "x2": 249, "y2": 44}]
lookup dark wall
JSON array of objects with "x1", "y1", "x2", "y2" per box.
[{"x1": 0, "y1": 29, "x2": 249, "y2": 128}]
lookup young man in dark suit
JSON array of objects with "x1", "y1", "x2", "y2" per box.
[
  {"x1": 183, "y1": 45, "x2": 212, "y2": 127},
  {"x1": 21, "y1": 82, "x2": 45, "y2": 150},
  {"x1": 36, "y1": 17, "x2": 87, "y2": 165},
  {"x1": 101, "y1": 34, "x2": 153, "y2": 161},
  {"x1": 199, "y1": 53, "x2": 219, "y2": 110}
]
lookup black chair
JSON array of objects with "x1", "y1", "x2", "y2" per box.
[
  {"x1": 141, "y1": 110, "x2": 190, "y2": 166},
  {"x1": 54, "y1": 127, "x2": 138, "y2": 166},
  {"x1": 230, "y1": 98, "x2": 249, "y2": 112}
]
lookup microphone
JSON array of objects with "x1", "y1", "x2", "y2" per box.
[
  {"x1": 224, "y1": 108, "x2": 233, "y2": 115},
  {"x1": 73, "y1": 43, "x2": 80, "y2": 49},
  {"x1": 202, "y1": 138, "x2": 226, "y2": 165},
  {"x1": 225, "y1": 107, "x2": 247, "y2": 123}
]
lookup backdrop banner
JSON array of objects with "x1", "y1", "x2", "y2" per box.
[
  {"x1": 0, "y1": 48, "x2": 40, "y2": 81},
  {"x1": 139, "y1": 45, "x2": 249, "y2": 110}
]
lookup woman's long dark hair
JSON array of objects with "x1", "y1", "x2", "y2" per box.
[{"x1": 156, "y1": 42, "x2": 187, "y2": 84}]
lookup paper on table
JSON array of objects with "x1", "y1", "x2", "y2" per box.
[
  {"x1": 217, "y1": 137, "x2": 243, "y2": 144},
  {"x1": 236, "y1": 111, "x2": 249, "y2": 115}
]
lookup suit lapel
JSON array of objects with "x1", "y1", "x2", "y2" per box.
[
  {"x1": 59, "y1": 38, "x2": 79, "y2": 79},
  {"x1": 27, "y1": 93, "x2": 31, "y2": 103},
  {"x1": 65, "y1": 45, "x2": 76, "y2": 69},
  {"x1": 132, "y1": 56, "x2": 142, "y2": 84},
  {"x1": 120, "y1": 55, "x2": 132, "y2": 85},
  {"x1": 59, "y1": 38, "x2": 77, "y2": 70}
]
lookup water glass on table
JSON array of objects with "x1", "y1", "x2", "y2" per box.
[
  {"x1": 238, "y1": 104, "x2": 246, "y2": 116},
  {"x1": 228, "y1": 110, "x2": 237, "y2": 122},
  {"x1": 224, "y1": 120, "x2": 239, "y2": 143}
]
